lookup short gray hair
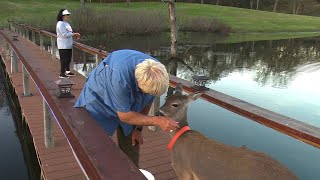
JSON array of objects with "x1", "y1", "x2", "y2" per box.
[{"x1": 135, "y1": 59, "x2": 169, "y2": 96}]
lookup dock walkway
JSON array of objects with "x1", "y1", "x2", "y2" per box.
[{"x1": 0, "y1": 29, "x2": 176, "y2": 180}]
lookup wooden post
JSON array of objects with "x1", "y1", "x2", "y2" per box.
[
  {"x1": 39, "y1": 33, "x2": 44, "y2": 50},
  {"x1": 51, "y1": 37, "x2": 56, "y2": 59},
  {"x1": 148, "y1": 96, "x2": 160, "y2": 131},
  {"x1": 95, "y1": 54, "x2": 99, "y2": 66},
  {"x1": 6, "y1": 43, "x2": 10, "y2": 60},
  {"x1": 22, "y1": 27, "x2": 26, "y2": 38},
  {"x1": 10, "y1": 48, "x2": 18, "y2": 73},
  {"x1": 18, "y1": 26, "x2": 21, "y2": 36},
  {"x1": 26, "y1": 29, "x2": 30, "y2": 40},
  {"x1": 8, "y1": 21, "x2": 12, "y2": 31},
  {"x1": 32, "y1": 30, "x2": 36, "y2": 43},
  {"x1": 22, "y1": 65, "x2": 31, "y2": 96},
  {"x1": 70, "y1": 47, "x2": 74, "y2": 70},
  {"x1": 44, "y1": 99, "x2": 55, "y2": 148}
]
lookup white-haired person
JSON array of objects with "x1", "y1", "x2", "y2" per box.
[{"x1": 74, "y1": 49, "x2": 179, "y2": 166}]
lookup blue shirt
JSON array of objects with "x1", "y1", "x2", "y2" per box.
[{"x1": 74, "y1": 50, "x2": 156, "y2": 136}]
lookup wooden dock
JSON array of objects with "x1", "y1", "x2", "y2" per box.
[
  {"x1": 0, "y1": 29, "x2": 176, "y2": 179},
  {"x1": 2, "y1": 21, "x2": 320, "y2": 179}
]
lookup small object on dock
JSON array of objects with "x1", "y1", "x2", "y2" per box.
[
  {"x1": 12, "y1": 35, "x2": 18, "y2": 41},
  {"x1": 192, "y1": 75, "x2": 210, "y2": 91},
  {"x1": 139, "y1": 169, "x2": 155, "y2": 180},
  {"x1": 55, "y1": 78, "x2": 75, "y2": 98}
]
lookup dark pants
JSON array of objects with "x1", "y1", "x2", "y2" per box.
[
  {"x1": 117, "y1": 126, "x2": 140, "y2": 167},
  {"x1": 58, "y1": 49, "x2": 72, "y2": 76}
]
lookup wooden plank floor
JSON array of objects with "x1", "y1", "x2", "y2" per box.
[{"x1": 0, "y1": 29, "x2": 177, "y2": 180}]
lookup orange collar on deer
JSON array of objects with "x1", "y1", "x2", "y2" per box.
[{"x1": 168, "y1": 126, "x2": 190, "y2": 151}]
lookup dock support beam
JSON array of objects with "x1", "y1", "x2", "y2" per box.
[
  {"x1": 39, "y1": 33, "x2": 44, "y2": 50},
  {"x1": 22, "y1": 65, "x2": 31, "y2": 96},
  {"x1": 32, "y1": 30, "x2": 36, "y2": 43},
  {"x1": 44, "y1": 100, "x2": 55, "y2": 148},
  {"x1": 10, "y1": 48, "x2": 18, "y2": 73},
  {"x1": 51, "y1": 37, "x2": 56, "y2": 59},
  {"x1": 95, "y1": 54, "x2": 99, "y2": 66}
]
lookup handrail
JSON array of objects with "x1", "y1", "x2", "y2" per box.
[
  {"x1": 1, "y1": 27, "x2": 145, "y2": 179},
  {"x1": 7, "y1": 21, "x2": 320, "y2": 148}
]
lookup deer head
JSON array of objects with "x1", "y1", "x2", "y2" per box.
[{"x1": 159, "y1": 84, "x2": 202, "y2": 129}]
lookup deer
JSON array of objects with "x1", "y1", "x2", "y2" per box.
[{"x1": 158, "y1": 84, "x2": 298, "y2": 180}]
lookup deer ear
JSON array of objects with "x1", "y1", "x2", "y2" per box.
[
  {"x1": 175, "y1": 83, "x2": 183, "y2": 94},
  {"x1": 188, "y1": 92, "x2": 202, "y2": 101}
]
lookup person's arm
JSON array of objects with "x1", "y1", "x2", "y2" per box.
[
  {"x1": 135, "y1": 103, "x2": 152, "y2": 131},
  {"x1": 57, "y1": 22, "x2": 74, "y2": 38},
  {"x1": 117, "y1": 111, "x2": 179, "y2": 133}
]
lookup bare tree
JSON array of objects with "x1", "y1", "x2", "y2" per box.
[
  {"x1": 256, "y1": 0, "x2": 260, "y2": 10},
  {"x1": 273, "y1": 0, "x2": 280, "y2": 12},
  {"x1": 168, "y1": 0, "x2": 178, "y2": 58},
  {"x1": 295, "y1": 1, "x2": 303, "y2": 14},
  {"x1": 127, "y1": 0, "x2": 130, "y2": 7},
  {"x1": 216, "y1": 0, "x2": 220, "y2": 5},
  {"x1": 292, "y1": 0, "x2": 296, "y2": 14},
  {"x1": 250, "y1": 0, "x2": 254, "y2": 9},
  {"x1": 80, "y1": 0, "x2": 85, "y2": 9}
]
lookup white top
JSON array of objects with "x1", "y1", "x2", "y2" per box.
[{"x1": 56, "y1": 21, "x2": 74, "y2": 49}]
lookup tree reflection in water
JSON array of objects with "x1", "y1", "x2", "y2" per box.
[{"x1": 75, "y1": 36, "x2": 320, "y2": 89}]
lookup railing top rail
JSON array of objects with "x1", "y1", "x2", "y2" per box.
[
  {"x1": 7, "y1": 21, "x2": 320, "y2": 149},
  {"x1": 169, "y1": 75, "x2": 320, "y2": 148},
  {"x1": 0, "y1": 29, "x2": 145, "y2": 180}
]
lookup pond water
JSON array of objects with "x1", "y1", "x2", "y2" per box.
[
  {"x1": 75, "y1": 33, "x2": 320, "y2": 179},
  {"x1": 0, "y1": 72, "x2": 30, "y2": 179}
]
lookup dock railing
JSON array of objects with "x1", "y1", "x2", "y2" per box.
[
  {"x1": 1, "y1": 21, "x2": 146, "y2": 180},
  {"x1": 2, "y1": 20, "x2": 320, "y2": 178}
]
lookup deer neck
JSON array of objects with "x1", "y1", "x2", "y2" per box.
[{"x1": 169, "y1": 116, "x2": 189, "y2": 138}]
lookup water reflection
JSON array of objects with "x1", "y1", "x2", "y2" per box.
[
  {"x1": 74, "y1": 35, "x2": 320, "y2": 179},
  {"x1": 75, "y1": 36, "x2": 320, "y2": 125},
  {"x1": 0, "y1": 73, "x2": 30, "y2": 179}
]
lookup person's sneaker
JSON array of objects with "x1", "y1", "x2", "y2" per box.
[
  {"x1": 59, "y1": 74, "x2": 69, "y2": 79},
  {"x1": 66, "y1": 72, "x2": 75, "y2": 77}
]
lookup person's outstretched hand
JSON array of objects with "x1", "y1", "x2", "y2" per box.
[
  {"x1": 156, "y1": 116, "x2": 179, "y2": 133},
  {"x1": 74, "y1": 32, "x2": 81, "y2": 39}
]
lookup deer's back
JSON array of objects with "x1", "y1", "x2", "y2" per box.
[{"x1": 171, "y1": 130, "x2": 298, "y2": 180}]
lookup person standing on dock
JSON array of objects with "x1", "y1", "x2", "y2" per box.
[
  {"x1": 56, "y1": 9, "x2": 80, "y2": 79},
  {"x1": 74, "y1": 49, "x2": 179, "y2": 167}
]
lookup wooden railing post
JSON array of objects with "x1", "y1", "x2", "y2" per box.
[
  {"x1": 70, "y1": 47, "x2": 74, "y2": 70},
  {"x1": 32, "y1": 30, "x2": 36, "y2": 43},
  {"x1": 22, "y1": 27, "x2": 26, "y2": 38},
  {"x1": 148, "y1": 96, "x2": 160, "y2": 131},
  {"x1": 6, "y1": 43, "x2": 10, "y2": 60},
  {"x1": 12, "y1": 23, "x2": 17, "y2": 32},
  {"x1": 44, "y1": 99, "x2": 55, "y2": 148},
  {"x1": 26, "y1": 28, "x2": 30, "y2": 40},
  {"x1": 22, "y1": 64, "x2": 31, "y2": 96},
  {"x1": 51, "y1": 37, "x2": 56, "y2": 59},
  {"x1": 39, "y1": 33, "x2": 44, "y2": 50},
  {"x1": 95, "y1": 54, "x2": 99, "y2": 66},
  {"x1": 18, "y1": 26, "x2": 21, "y2": 36},
  {"x1": 8, "y1": 21, "x2": 12, "y2": 31},
  {"x1": 10, "y1": 47, "x2": 18, "y2": 73}
]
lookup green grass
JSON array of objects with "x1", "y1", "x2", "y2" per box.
[
  {"x1": 1, "y1": 0, "x2": 320, "y2": 33},
  {"x1": 223, "y1": 32, "x2": 320, "y2": 43}
]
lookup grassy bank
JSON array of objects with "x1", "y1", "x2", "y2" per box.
[{"x1": 1, "y1": 0, "x2": 320, "y2": 33}]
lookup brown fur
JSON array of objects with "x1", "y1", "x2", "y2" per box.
[{"x1": 159, "y1": 84, "x2": 298, "y2": 180}]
